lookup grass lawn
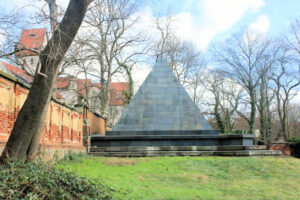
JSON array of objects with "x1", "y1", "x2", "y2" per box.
[{"x1": 57, "y1": 156, "x2": 300, "y2": 200}]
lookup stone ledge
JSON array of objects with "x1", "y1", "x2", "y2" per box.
[
  {"x1": 90, "y1": 145, "x2": 267, "y2": 152},
  {"x1": 90, "y1": 134, "x2": 255, "y2": 147},
  {"x1": 107, "y1": 130, "x2": 219, "y2": 136},
  {"x1": 92, "y1": 134, "x2": 255, "y2": 140},
  {"x1": 89, "y1": 150, "x2": 282, "y2": 157}
]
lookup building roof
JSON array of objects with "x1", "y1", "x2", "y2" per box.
[
  {"x1": 15, "y1": 28, "x2": 46, "y2": 57},
  {"x1": 56, "y1": 92, "x2": 64, "y2": 99},
  {"x1": 110, "y1": 82, "x2": 130, "y2": 106},
  {"x1": 57, "y1": 76, "x2": 73, "y2": 89},
  {"x1": 0, "y1": 61, "x2": 64, "y2": 99},
  {"x1": 0, "y1": 61, "x2": 33, "y2": 84},
  {"x1": 57, "y1": 77, "x2": 129, "y2": 106},
  {"x1": 76, "y1": 79, "x2": 94, "y2": 97}
]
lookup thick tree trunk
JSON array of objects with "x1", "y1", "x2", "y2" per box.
[{"x1": 1, "y1": 0, "x2": 91, "y2": 162}]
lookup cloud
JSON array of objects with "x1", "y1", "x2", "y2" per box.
[
  {"x1": 172, "y1": 0, "x2": 265, "y2": 50},
  {"x1": 248, "y1": 14, "x2": 270, "y2": 33},
  {"x1": 124, "y1": 0, "x2": 266, "y2": 90}
]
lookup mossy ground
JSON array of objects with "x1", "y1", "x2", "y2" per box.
[{"x1": 57, "y1": 156, "x2": 300, "y2": 200}]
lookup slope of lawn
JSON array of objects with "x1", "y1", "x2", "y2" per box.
[{"x1": 57, "y1": 155, "x2": 300, "y2": 200}]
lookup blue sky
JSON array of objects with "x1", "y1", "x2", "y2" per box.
[
  {"x1": 145, "y1": 0, "x2": 300, "y2": 51},
  {"x1": 2, "y1": 0, "x2": 300, "y2": 51},
  {"x1": 1, "y1": 0, "x2": 300, "y2": 85}
]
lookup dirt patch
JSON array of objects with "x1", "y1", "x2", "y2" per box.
[{"x1": 194, "y1": 174, "x2": 207, "y2": 181}]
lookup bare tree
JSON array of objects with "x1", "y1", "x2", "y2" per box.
[
  {"x1": 189, "y1": 64, "x2": 206, "y2": 105},
  {"x1": 204, "y1": 73, "x2": 243, "y2": 133},
  {"x1": 211, "y1": 30, "x2": 276, "y2": 135},
  {"x1": 287, "y1": 103, "x2": 300, "y2": 138},
  {"x1": 272, "y1": 50, "x2": 300, "y2": 141},
  {"x1": 1, "y1": 0, "x2": 92, "y2": 162},
  {"x1": 256, "y1": 71, "x2": 275, "y2": 145},
  {"x1": 153, "y1": 14, "x2": 206, "y2": 93},
  {"x1": 0, "y1": 5, "x2": 23, "y2": 59},
  {"x1": 284, "y1": 18, "x2": 300, "y2": 58},
  {"x1": 79, "y1": 0, "x2": 147, "y2": 119}
]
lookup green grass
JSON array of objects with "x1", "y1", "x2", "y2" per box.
[{"x1": 57, "y1": 156, "x2": 300, "y2": 200}]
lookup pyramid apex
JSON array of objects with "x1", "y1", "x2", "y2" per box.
[{"x1": 156, "y1": 55, "x2": 167, "y2": 63}]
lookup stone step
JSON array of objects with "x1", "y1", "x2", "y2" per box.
[
  {"x1": 88, "y1": 150, "x2": 282, "y2": 157},
  {"x1": 89, "y1": 145, "x2": 268, "y2": 152},
  {"x1": 90, "y1": 134, "x2": 255, "y2": 147}
]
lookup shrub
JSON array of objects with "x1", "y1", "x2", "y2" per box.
[
  {"x1": 0, "y1": 160, "x2": 112, "y2": 200},
  {"x1": 288, "y1": 137, "x2": 300, "y2": 158},
  {"x1": 287, "y1": 137, "x2": 300, "y2": 143}
]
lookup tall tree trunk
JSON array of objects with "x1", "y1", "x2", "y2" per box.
[
  {"x1": 1, "y1": 0, "x2": 92, "y2": 162},
  {"x1": 282, "y1": 103, "x2": 288, "y2": 141},
  {"x1": 214, "y1": 97, "x2": 224, "y2": 133},
  {"x1": 249, "y1": 88, "x2": 256, "y2": 135},
  {"x1": 258, "y1": 77, "x2": 267, "y2": 143}
]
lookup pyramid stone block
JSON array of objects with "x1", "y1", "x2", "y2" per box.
[{"x1": 113, "y1": 58, "x2": 213, "y2": 132}]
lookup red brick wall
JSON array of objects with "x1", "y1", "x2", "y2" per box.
[
  {"x1": 269, "y1": 143, "x2": 291, "y2": 156},
  {"x1": 0, "y1": 74, "x2": 85, "y2": 155}
]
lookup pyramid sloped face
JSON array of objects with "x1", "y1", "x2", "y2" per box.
[{"x1": 113, "y1": 59, "x2": 213, "y2": 131}]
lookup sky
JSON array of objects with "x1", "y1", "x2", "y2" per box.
[
  {"x1": 145, "y1": 0, "x2": 300, "y2": 50},
  {"x1": 128, "y1": 0, "x2": 300, "y2": 86},
  {"x1": 2, "y1": 0, "x2": 300, "y2": 49},
  {"x1": 1, "y1": 0, "x2": 300, "y2": 87}
]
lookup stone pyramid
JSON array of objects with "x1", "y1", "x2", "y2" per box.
[{"x1": 113, "y1": 58, "x2": 213, "y2": 131}]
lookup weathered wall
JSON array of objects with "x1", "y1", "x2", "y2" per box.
[
  {"x1": 86, "y1": 109, "x2": 106, "y2": 135},
  {"x1": 81, "y1": 108, "x2": 106, "y2": 146},
  {"x1": 0, "y1": 71, "x2": 87, "y2": 158}
]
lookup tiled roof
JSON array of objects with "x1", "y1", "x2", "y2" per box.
[
  {"x1": 15, "y1": 28, "x2": 46, "y2": 56},
  {"x1": 76, "y1": 79, "x2": 94, "y2": 96},
  {"x1": 0, "y1": 61, "x2": 33, "y2": 84},
  {"x1": 56, "y1": 92, "x2": 64, "y2": 99},
  {"x1": 57, "y1": 77, "x2": 129, "y2": 106},
  {"x1": 57, "y1": 77, "x2": 72, "y2": 89},
  {"x1": 0, "y1": 61, "x2": 64, "y2": 100},
  {"x1": 110, "y1": 82, "x2": 129, "y2": 106}
]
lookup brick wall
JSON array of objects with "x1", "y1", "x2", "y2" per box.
[
  {"x1": 269, "y1": 143, "x2": 291, "y2": 156},
  {"x1": 0, "y1": 71, "x2": 105, "y2": 159}
]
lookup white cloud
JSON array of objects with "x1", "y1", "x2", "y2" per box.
[
  {"x1": 170, "y1": 0, "x2": 265, "y2": 50},
  {"x1": 173, "y1": 12, "x2": 194, "y2": 40},
  {"x1": 123, "y1": 0, "x2": 266, "y2": 91},
  {"x1": 248, "y1": 14, "x2": 270, "y2": 33}
]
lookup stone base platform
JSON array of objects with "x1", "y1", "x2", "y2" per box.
[
  {"x1": 90, "y1": 134, "x2": 255, "y2": 147},
  {"x1": 89, "y1": 134, "x2": 282, "y2": 157},
  {"x1": 106, "y1": 130, "x2": 219, "y2": 136},
  {"x1": 89, "y1": 145, "x2": 281, "y2": 157}
]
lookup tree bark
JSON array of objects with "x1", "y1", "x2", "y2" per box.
[{"x1": 1, "y1": 0, "x2": 92, "y2": 162}]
